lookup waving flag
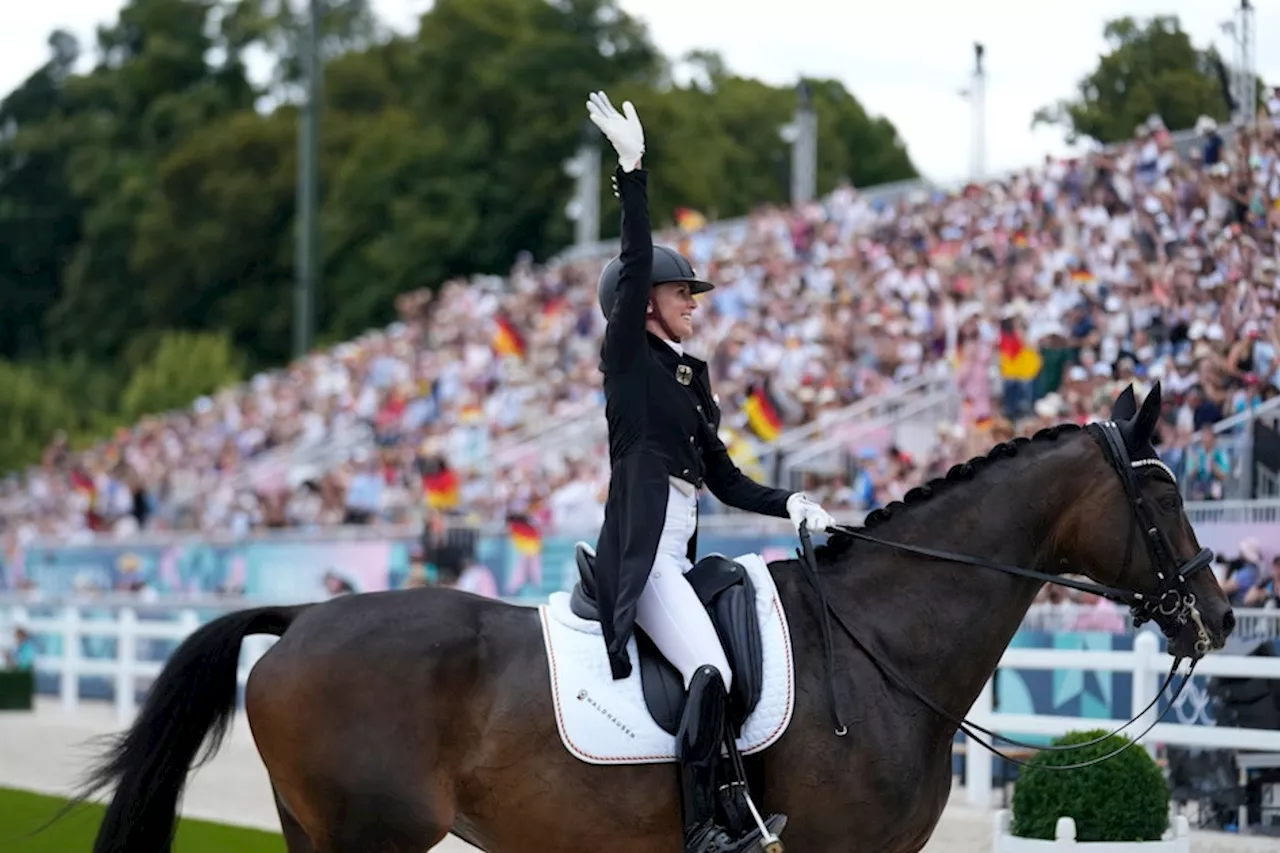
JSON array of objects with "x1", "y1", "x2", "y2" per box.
[
  {"x1": 509, "y1": 517, "x2": 542, "y2": 556},
  {"x1": 424, "y1": 466, "x2": 460, "y2": 510},
  {"x1": 744, "y1": 385, "x2": 783, "y2": 442},
  {"x1": 492, "y1": 316, "x2": 526, "y2": 360}
]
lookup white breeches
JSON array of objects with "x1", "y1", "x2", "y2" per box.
[{"x1": 633, "y1": 480, "x2": 733, "y2": 693}]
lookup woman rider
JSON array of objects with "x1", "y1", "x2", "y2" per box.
[{"x1": 586, "y1": 91, "x2": 836, "y2": 853}]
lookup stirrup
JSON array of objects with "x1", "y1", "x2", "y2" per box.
[
  {"x1": 685, "y1": 814, "x2": 787, "y2": 853},
  {"x1": 717, "y1": 724, "x2": 782, "y2": 852}
]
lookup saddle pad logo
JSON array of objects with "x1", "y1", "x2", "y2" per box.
[
  {"x1": 575, "y1": 689, "x2": 637, "y2": 739},
  {"x1": 676, "y1": 365, "x2": 693, "y2": 385}
]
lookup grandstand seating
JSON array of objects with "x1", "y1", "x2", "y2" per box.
[{"x1": 2, "y1": 115, "x2": 1275, "y2": 542}]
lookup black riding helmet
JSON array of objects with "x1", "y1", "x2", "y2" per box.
[{"x1": 597, "y1": 245, "x2": 715, "y2": 320}]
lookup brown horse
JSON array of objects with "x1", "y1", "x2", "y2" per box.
[{"x1": 78, "y1": 383, "x2": 1234, "y2": 853}]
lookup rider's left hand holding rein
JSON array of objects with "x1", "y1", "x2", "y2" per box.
[{"x1": 787, "y1": 492, "x2": 835, "y2": 535}]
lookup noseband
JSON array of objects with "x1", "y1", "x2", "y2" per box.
[{"x1": 795, "y1": 420, "x2": 1217, "y2": 770}]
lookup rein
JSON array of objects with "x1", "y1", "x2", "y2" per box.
[
  {"x1": 792, "y1": 420, "x2": 1214, "y2": 771},
  {"x1": 795, "y1": 525, "x2": 1197, "y2": 771}
]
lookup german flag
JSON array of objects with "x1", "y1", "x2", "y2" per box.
[
  {"x1": 743, "y1": 385, "x2": 783, "y2": 442},
  {"x1": 492, "y1": 316, "x2": 526, "y2": 360},
  {"x1": 998, "y1": 331, "x2": 1043, "y2": 382},
  {"x1": 423, "y1": 466, "x2": 460, "y2": 510},
  {"x1": 722, "y1": 426, "x2": 765, "y2": 480},
  {"x1": 509, "y1": 517, "x2": 542, "y2": 556},
  {"x1": 70, "y1": 469, "x2": 95, "y2": 499},
  {"x1": 70, "y1": 468, "x2": 105, "y2": 530},
  {"x1": 675, "y1": 207, "x2": 707, "y2": 233},
  {"x1": 1069, "y1": 268, "x2": 1095, "y2": 284}
]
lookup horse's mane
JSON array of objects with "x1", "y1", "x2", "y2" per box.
[{"x1": 814, "y1": 423, "x2": 1085, "y2": 562}]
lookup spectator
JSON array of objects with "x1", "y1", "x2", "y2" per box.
[
  {"x1": 1071, "y1": 590, "x2": 1128, "y2": 633},
  {"x1": 1183, "y1": 426, "x2": 1230, "y2": 501},
  {"x1": 322, "y1": 570, "x2": 356, "y2": 597},
  {"x1": 1242, "y1": 555, "x2": 1280, "y2": 608},
  {"x1": 8, "y1": 113, "x2": 1280, "y2": 536},
  {"x1": 4, "y1": 628, "x2": 36, "y2": 671},
  {"x1": 1222, "y1": 538, "x2": 1263, "y2": 607},
  {"x1": 421, "y1": 511, "x2": 478, "y2": 586}
]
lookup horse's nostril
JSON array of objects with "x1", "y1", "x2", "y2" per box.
[{"x1": 1222, "y1": 609, "x2": 1236, "y2": 636}]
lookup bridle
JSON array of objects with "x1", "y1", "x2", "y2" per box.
[
  {"x1": 1090, "y1": 421, "x2": 1214, "y2": 649},
  {"x1": 796, "y1": 420, "x2": 1217, "y2": 770}
]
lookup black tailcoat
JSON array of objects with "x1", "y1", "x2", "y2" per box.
[{"x1": 593, "y1": 167, "x2": 793, "y2": 680}]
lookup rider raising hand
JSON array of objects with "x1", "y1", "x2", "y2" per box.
[{"x1": 586, "y1": 90, "x2": 835, "y2": 853}]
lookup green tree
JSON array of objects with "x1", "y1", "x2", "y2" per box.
[
  {"x1": 405, "y1": 0, "x2": 664, "y2": 270},
  {"x1": 1033, "y1": 15, "x2": 1231, "y2": 144},
  {"x1": 0, "y1": 361, "x2": 82, "y2": 474},
  {"x1": 41, "y1": 0, "x2": 266, "y2": 358},
  {"x1": 129, "y1": 109, "x2": 300, "y2": 363},
  {"x1": 615, "y1": 66, "x2": 915, "y2": 230},
  {"x1": 120, "y1": 330, "x2": 246, "y2": 420},
  {"x1": 0, "y1": 356, "x2": 127, "y2": 473},
  {"x1": 0, "y1": 0, "x2": 923, "y2": 473},
  {"x1": 0, "y1": 31, "x2": 84, "y2": 360}
]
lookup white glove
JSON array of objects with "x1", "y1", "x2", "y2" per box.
[
  {"x1": 586, "y1": 90, "x2": 645, "y2": 173},
  {"x1": 787, "y1": 492, "x2": 835, "y2": 535}
]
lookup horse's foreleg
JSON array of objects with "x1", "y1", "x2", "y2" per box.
[{"x1": 273, "y1": 786, "x2": 314, "y2": 853}]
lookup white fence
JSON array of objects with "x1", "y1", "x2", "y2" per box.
[
  {"x1": 964, "y1": 631, "x2": 1280, "y2": 809},
  {"x1": 0, "y1": 605, "x2": 277, "y2": 725},
  {"x1": 3, "y1": 605, "x2": 1280, "y2": 804}
]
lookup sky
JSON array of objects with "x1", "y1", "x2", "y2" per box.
[{"x1": 2, "y1": 0, "x2": 1278, "y2": 183}]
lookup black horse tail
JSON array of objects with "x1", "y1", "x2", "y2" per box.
[{"x1": 78, "y1": 605, "x2": 307, "y2": 853}]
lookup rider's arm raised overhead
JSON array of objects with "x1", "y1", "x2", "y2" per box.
[{"x1": 601, "y1": 166, "x2": 653, "y2": 371}]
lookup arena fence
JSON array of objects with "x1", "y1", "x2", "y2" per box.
[
  {"x1": 964, "y1": 630, "x2": 1280, "y2": 825},
  {"x1": 2, "y1": 604, "x2": 1277, "y2": 812}
]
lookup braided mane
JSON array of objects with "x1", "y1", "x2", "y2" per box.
[{"x1": 815, "y1": 423, "x2": 1085, "y2": 561}]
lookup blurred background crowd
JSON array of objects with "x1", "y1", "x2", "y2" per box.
[{"x1": 4, "y1": 112, "x2": 1280, "y2": 549}]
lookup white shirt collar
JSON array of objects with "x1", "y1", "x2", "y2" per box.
[{"x1": 663, "y1": 338, "x2": 684, "y2": 357}]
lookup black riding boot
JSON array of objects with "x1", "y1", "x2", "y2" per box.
[{"x1": 677, "y1": 666, "x2": 786, "y2": 853}]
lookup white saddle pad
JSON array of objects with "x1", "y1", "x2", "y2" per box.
[{"x1": 537, "y1": 553, "x2": 796, "y2": 765}]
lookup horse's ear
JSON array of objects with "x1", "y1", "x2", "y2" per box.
[
  {"x1": 1131, "y1": 381, "x2": 1162, "y2": 448},
  {"x1": 1110, "y1": 384, "x2": 1138, "y2": 421}
]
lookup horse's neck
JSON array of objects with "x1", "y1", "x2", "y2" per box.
[{"x1": 829, "y1": 440, "x2": 1087, "y2": 725}]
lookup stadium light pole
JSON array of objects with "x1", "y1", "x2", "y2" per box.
[
  {"x1": 1226, "y1": 0, "x2": 1256, "y2": 130},
  {"x1": 294, "y1": 0, "x2": 322, "y2": 361},
  {"x1": 564, "y1": 120, "x2": 601, "y2": 252},
  {"x1": 970, "y1": 42, "x2": 986, "y2": 182},
  {"x1": 782, "y1": 81, "x2": 817, "y2": 206}
]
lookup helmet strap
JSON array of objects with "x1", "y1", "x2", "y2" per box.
[{"x1": 648, "y1": 292, "x2": 682, "y2": 343}]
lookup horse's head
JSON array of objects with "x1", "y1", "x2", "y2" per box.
[{"x1": 1058, "y1": 382, "x2": 1233, "y2": 660}]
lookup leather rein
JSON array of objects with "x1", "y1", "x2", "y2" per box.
[{"x1": 795, "y1": 421, "x2": 1216, "y2": 771}]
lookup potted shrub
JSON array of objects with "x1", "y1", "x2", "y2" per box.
[
  {"x1": 0, "y1": 668, "x2": 35, "y2": 711},
  {"x1": 993, "y1": 729, "x2": 1191, "y2": 853}
]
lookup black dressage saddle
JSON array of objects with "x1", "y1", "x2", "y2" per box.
[{"x1": 568, "y1": 543, "x2": 766, "y2": 736}]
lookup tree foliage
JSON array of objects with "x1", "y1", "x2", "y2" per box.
[
  {"x1": 1033, "y1": 16, "x2": 1232, "y2": 145},
  {"x1": 0, "y1": 0, "x2": 919, "y2": 473},
  {"x1": 121, "y1": 330, "x2": 246, "y2": 421}
]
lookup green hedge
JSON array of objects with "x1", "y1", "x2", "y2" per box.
[
  {"x1": 0, "y1": 670, "x2": 35, "y2": 711},
  {"x1": 1011, "y1": 729, "x2": 1169, "y2": 842}
]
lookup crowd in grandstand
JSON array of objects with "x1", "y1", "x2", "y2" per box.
[{"x1": 4, "y1": 111, "x2": 1280, "y2": 555}]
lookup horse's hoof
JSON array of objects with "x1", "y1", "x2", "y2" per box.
[{"x1": 763, "y1": 841, "x2": 784, "y2": 853}]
